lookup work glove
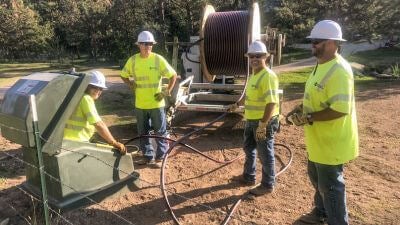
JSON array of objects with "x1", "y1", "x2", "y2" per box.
[
  {"x1": 255, "y1": 121, "x2": 268, "y2": 142},
  {"x1": 287, "y1": 113, "x2": 309, "y2": 126},
  {"x1": 154, "y1": 90, "x2": 170, "y2": 101},
  {"x1": 227, "y1": 103, "x2": 238, "y2": 112},
  {"x1": 112, "y1": 140, "x2": 127, "y2": 155},
  {"x1": 286, "y1": 104, "x2": 303, "y2": 125}
]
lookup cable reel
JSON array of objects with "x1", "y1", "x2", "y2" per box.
[{"x1": 200, "y1": 3, "x2": 261, "y2": 82}]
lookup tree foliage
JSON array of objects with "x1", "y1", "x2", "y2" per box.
[
  {"x1": 264, "y1": 0, "x2": 400, "y2": 43},
  {"x1": 0, "y1": 0, "x2": 52, "y2": 60},
  {"x1": 0, "y1": 0, "x2": 398, "y2": 61}
]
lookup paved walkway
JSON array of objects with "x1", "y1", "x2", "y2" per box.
[
  {"x1": 0, "y1": 40, "x2": 386, "y2": 105},
  {"x1": 274, "y1": 57, "x2": 315, "y2": 73}
]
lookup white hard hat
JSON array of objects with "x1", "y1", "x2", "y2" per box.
[
  {"x1": 88, "y1": 70, "x2": 107, "y2": 89},
  {"x1": 246, "y1": 40, "x2": 268, "y2": 55},
  {"x1": 136, "y1": 31, "x2": 157, "y2": 44},
  {"x1": 307, "y1": 20, "x2": 346, "y2": 41}
]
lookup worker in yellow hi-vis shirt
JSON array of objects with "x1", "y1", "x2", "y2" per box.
[
  {"x1": 121, "y1": 31, "x2": 177, "y2": 167},
  {"x1": 287, "y1": 20, "x2": 358, "y2": 225},
  {"x1": 64, "y1": 70, "x2": 126, "y2": 154},
  {"x1": 229, "y1": 40, "x2": 279, "y2": 198}
]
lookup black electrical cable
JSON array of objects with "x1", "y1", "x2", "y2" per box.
[
  {"x1": 184, "y1": 38, "x2": 203, "y2": 64},
  {"x1": 204, "y1": 11, "x2": 249, "y2": 75},
  {"x1": 123, "y1": 122, "x2": 293, "y2": 225}
]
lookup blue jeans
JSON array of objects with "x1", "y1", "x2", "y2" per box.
[
  {"x1": 242, "y1": 116, "x2": 279, "y2": 188},
  {"x1": 308, "y1": 160, "x2": 348, "y2": 225},
  {"x1": 135, "y1": 107, "x2": 168, "y2": 160}
]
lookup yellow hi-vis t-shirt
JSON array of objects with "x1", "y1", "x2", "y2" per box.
[
  {"x1": 303, "y1": 54, "x2": 359, "y2": 165},
  {"x1": 120, "y1": 53, "x2": 176, "y2": 109},
  {"x1": 63, "y1": 94, "x2": 102, "y2": 142},
  {"x1": 244, "y1": 68, "x2": 279, "y2": 120}
]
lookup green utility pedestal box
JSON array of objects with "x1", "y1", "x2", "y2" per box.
[{"x1": 0, "y1": 72, "x2": 139, "y2": 210}]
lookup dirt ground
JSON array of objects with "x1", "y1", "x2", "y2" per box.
[{"x1": 1, "y1": 77, "x2": 400, "y2": 225}]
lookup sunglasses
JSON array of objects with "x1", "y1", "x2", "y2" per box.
[
  {"x1": 139, "y1": 42, "x2": 154, "y2": 46},
  {"x1": 92, "y1": 86, "x2": 103, "y2": 91},
  {"x1": 310, "y1": 39, "x2": 328, "y2": 45},
  {"x1": 248, "y1": 54, "x2": 265, "y2": 59}
]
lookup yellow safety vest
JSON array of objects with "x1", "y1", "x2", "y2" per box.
[
  {"x1": 244, "y1": 68, "x2": 279, "y2": 120},
  {"x1": 121, "y1": 53, "x2": 176, "y2": 109},
  {"x1": 303, "y1": 54, "x2": 359, "y2": 165},
  {"x1": 63, "y1": 94, "x2": 101, "y2": 142}
]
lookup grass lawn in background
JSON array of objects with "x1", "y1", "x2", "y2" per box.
[
  {"x1": 0, "y1": 61, "x2": 121, "y2": 87},
  {"x1": 280, "y1": 47, "x2": 311, "y2": 64},
  {"x1": 347, "y1": 47, "x2": 400, "y2": 66},
  {"x1": 279, "y1": 66, "x2": 375, "y2": 96}
]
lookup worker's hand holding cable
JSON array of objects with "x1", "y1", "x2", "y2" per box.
[
  {"x1": 255, "y1": 121, "x2": 268, "y2": 141},
  {"x1": 287, "y1": 113, "x2": 310, "y2": 126},
  {"x1": 112, "y1": 140, "x2": 127, "y2": 155},
  {"x1": 286, "y1": 104, "x2": 303, "y2": 125},
  {"x1": 154, "y1": 90, "x2": 170, "y2": 101}
]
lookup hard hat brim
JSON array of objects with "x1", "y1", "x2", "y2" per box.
[
  {"x1": 135, "y1": 41, "x2": 157, "y2": 45},
  {"x1": 244, "y1": 52, "x2": 269, "y2": 57},
  {"x1": 306, "y1": 35, "x2": 347, "y2": 41},
  {"x1": 89, "y1": 83, "x2": 107, "y2": 89}
]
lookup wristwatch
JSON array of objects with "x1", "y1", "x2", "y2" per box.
[{"x1": 306, "y1": 114, "x2": 313, "y2": 125}]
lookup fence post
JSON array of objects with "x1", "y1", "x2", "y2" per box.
[
  {"x1": 277, "y1": 34, "x2": 282, "y2": 66},
  {"x1": 172, "y1": 36, "x2": 179, "y2": 70},
  {"x1": 29, "y1": 95, "x2": 50, "y2": 225}
]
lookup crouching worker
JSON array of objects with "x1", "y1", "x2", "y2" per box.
[{"x1": 63, "y1": 70, "x2": 126, "y2": 155}]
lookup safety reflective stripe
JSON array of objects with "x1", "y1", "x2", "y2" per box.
[
  {"x1": 320, "y1": 94, "x2": 351, "y2": 108},
  {"x1": 85, "y1": 112, "x2": 98, "y2": 122},
  {"x1": 304, "y1": 92, "x2": 310, "y2": 100},
  {"x1": 254, "y1": 72, "x2": 268, "y2": 89},
  {"x1": 160, "y1": 68, "x2": 169, "y2": 77},
  {"x1": 136, "y1": 83, "x2": 159, "y2": 88},
  {"x1": 245, "y1": 89, "x2": 278, "y2": 102},
  {"x1": 245, "y1": 97, "x2": 267, "y2": 104},
  {"x1": 69, "y1": 115, "x2": 85, "y2": 123},
  {"x1": 155, "y1": 55, "x2": 161, "y2": 79},
  {"x1": 260, "y1": 89, "x2": 278, "y2": 100},
  {"x1": 328, "y1": 94, "x2": 350, "y2": 104},
  {"x1": 135, "y1": 76, "x2": 150, "y2": 81},
  {"x1": 65, "y1": 124, "x2": 90, "y2": 133},
  {"x1": 245, "y1": 105, "x2": 265, "y2": 111},
  {"x1": 316, "y1": 63, "x2": 340, "y2": 89},
  {"x1": 155, "y1": 55, "x2": 160, "y2": 70},
  {"x1": 304, "y1": 63, "x2": 340, "y2": 111},
  {"x1": 131, "y1": 56, "x2": 137, "y2": 80}
]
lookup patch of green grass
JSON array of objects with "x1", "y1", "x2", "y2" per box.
[
  {"x1": 281, "y1": 47, "x2": 311, "y2": 64},
  {"x1": 278, "y1": 67, "x2": 313, "y2": 84},
  {"x1": 0, "y1": 61, "x2": 122, "y2": 88},
  {"x1": 391, "y1": 64, "x2": 400, "y2": 77},
  {"x1": 279, "y1": 67, "x2": 376, "y2": 93},
  {"x1": 348, "y1": 47, "x2": 400, "y2": 66}
]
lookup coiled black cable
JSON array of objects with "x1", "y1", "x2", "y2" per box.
[
  {"x1": 124, "y1": 122, "x2": 293, "y2": 225},
  {"x1": 204, "y1": 11, "x2": 249, "y2": 76}
]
